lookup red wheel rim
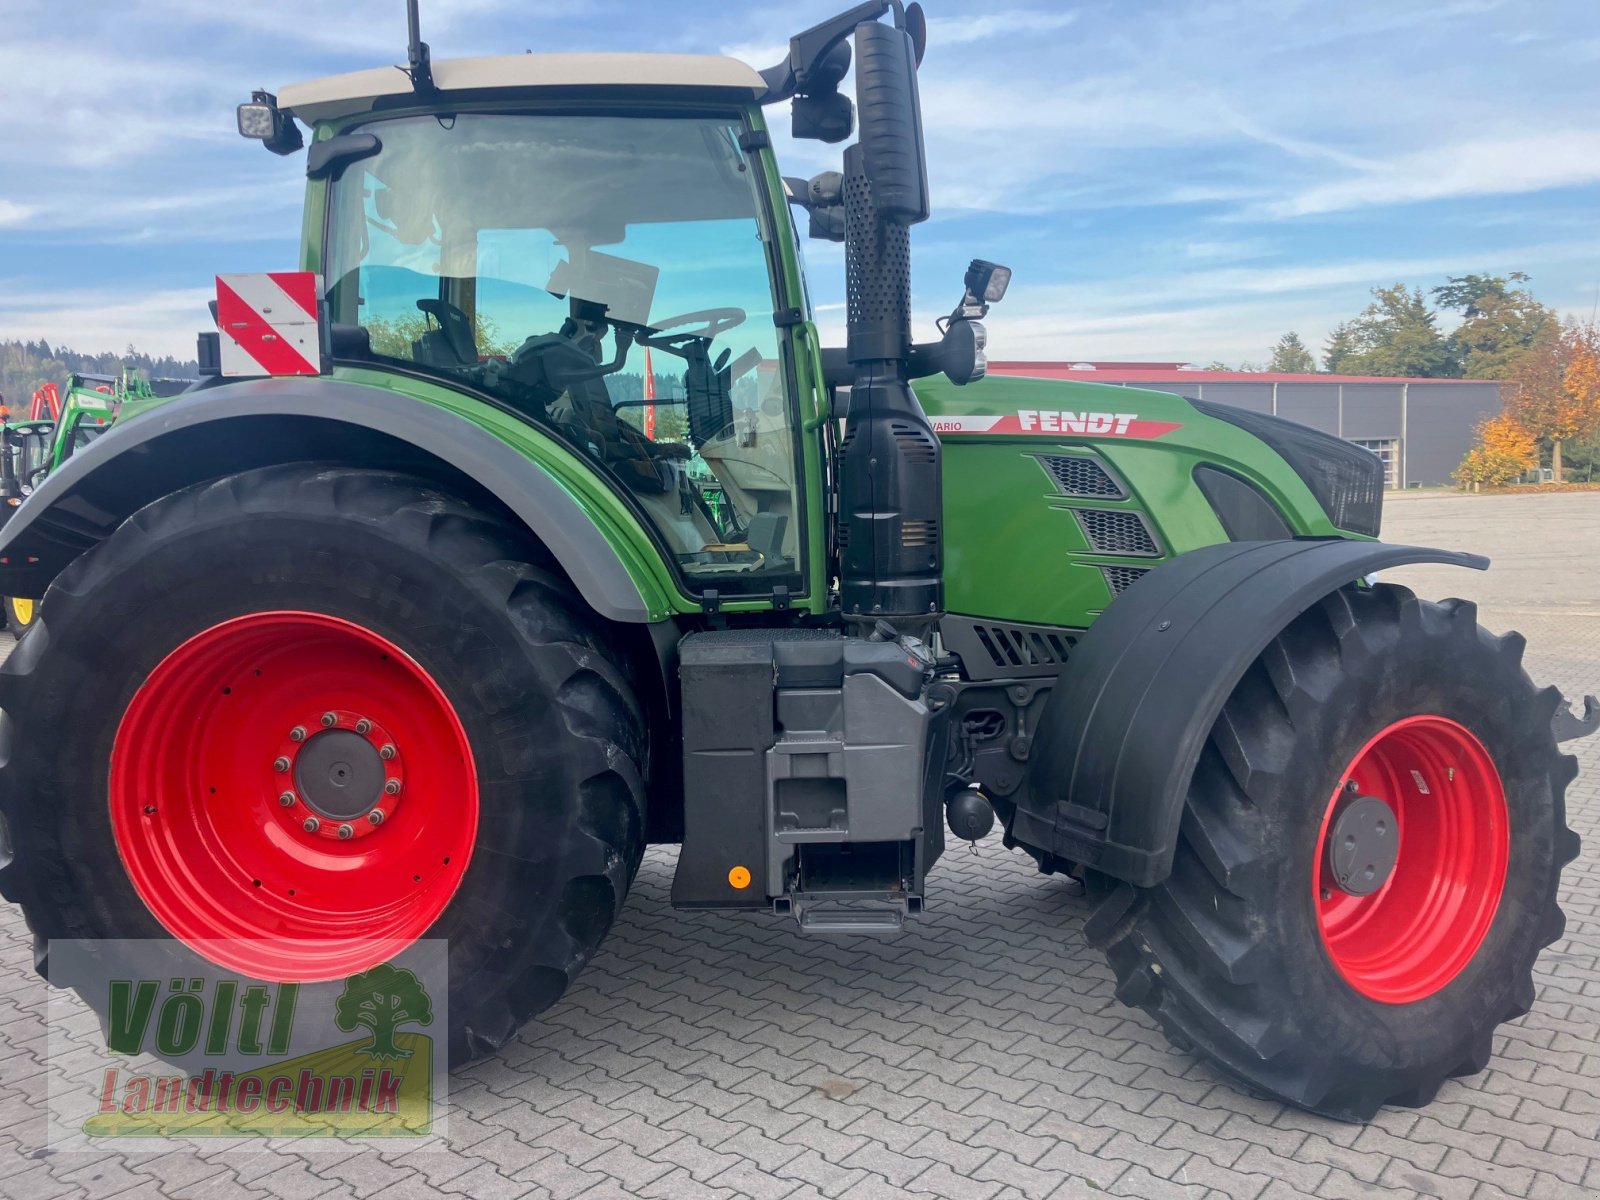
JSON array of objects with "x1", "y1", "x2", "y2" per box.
[
  {"x1": 1314, "y1": 715, "x2": 1508, "y2": 1004},
  {"x1": 110, "y1": 612, "x2": 478, "y2": 981}
]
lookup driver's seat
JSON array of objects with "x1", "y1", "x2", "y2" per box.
[{"x1": 540, "y1": 324, "x2": 686, "y2": 494}]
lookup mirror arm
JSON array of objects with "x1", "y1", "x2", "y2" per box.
[{"x1": 758, "y1": 0, "x2": 902, "y2": 102}]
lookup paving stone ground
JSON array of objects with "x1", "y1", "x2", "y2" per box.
[{"x1": 1, "y1": 491, "x2": 1597, "y2": 1199}]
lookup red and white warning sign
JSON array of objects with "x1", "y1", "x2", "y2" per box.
[{"x1": 215, "y1": 272, "x2": 324, "y2": 377}]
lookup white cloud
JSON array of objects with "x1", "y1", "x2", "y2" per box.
[
  {"x1": 0, "y1": 287, "x2": 215, "y2": 359},
  {"x1": 0, "y1": 201, "x2": 36, "y2": 227},
  {"x1": 1267, "y1": 130, "x2": 1600, "y2": 217},
  {"x1": 927, "y1": 10, "x2": 1077, "y2": 46}
]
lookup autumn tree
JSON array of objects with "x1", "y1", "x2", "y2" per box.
[
  {"x1": 1268, "y1": 332, "x2": 1316, "y2": 373},
  {"x1": 1324, "y1": 285, "x2": 1455, "y2": 377},
  {"x1": 1433, "y1": 272, "x2": 1555, "y2": 380},
  {"x1": 1454, "y1": 410, "x2": 1537, "y2": 491},
  {"x1": 1504, "y1": 321, "x2": 1600, "y2": 483}
]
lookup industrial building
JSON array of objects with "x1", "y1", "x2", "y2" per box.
[{"x1": 989, "y1": 362, "x2": 1504, "y2": 488}]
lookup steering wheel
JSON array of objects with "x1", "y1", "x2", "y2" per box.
[{"x1": 639, "y1": 307, "x2": 746, "y2": 348}]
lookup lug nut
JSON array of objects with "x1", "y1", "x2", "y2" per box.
[
  {"x1": 355, "y1": 718, "x2": 372, "y2": 735},
  {"x1": 368, "y1": 809, "x2": 385, "y2": 826},
  {"x1": 273, "y1": 756, "x2": 291, "y2": 773},
  {"x1": 337, "y1": 823, "x2": 354, "y2": 840},
  {"x1": 321, "y1": 711, "x2": 338, "y2": 728},
  {"x1": 379, "y1": 744, "x2": 396, "y2": 761},
  {"x1": 302, "y1": 817, "x2": 320, "y2": 833},
  {"x1": 289, "y1": 726, "x2": 307, "y2": 743},
  {"x1": 278, "y1": 791, "x2": 296, "y2": 808},
  {"x1": 383, "y1": 779, "x2": 402, "y2": 796}
]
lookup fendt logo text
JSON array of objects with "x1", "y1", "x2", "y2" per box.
[{"x1": 929, "y1": 412, "x2": 1184, "y2": 438}]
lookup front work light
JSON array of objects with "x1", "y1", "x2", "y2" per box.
[
  {"x1": 236, "y1": 90, "x2": 304, "y2": 156},
  {"x1": 965, "y1": 259, "x2": 1012, "y2": 305}
]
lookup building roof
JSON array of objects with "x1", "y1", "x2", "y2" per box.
[
  {"x1": 988, "y1": 362, "x2": 1502, "y2": 386},
  {"x1": 278, "y1": 53, "x2": 766, "y2": 123}
]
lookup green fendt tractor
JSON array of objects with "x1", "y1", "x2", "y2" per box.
[{"x1": 0, "y1": 2, "x2": 1591, "y2": 1121}]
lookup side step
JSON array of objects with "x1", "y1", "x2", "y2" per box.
[{"x1": 782, "y1": 892, "x2": 917, "y2": 934}]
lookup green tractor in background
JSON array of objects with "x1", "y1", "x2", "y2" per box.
[
  {"x1": 0, "y1": 1, "x2": 1591, "y2": 1121},
  {"x1": 0, "y1": 371, "x2": 184, "y2": 629}
]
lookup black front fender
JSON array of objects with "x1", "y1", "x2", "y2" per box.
[
  {"x1": 0, "y1": 377, "x2": 653, "y2": 622},
  {"x1": 1012, "y1": 539, "x2": 1488, "y2": 887}
]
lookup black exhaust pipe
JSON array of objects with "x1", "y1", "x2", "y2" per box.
[{"x1": 836, "y1": 17, "x2": 941, "y2": 636}]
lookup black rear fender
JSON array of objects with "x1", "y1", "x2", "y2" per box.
[{"x1": 1013, "y1": 539, "x2": 1489, "y2": 887}]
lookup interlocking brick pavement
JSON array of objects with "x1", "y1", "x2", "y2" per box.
[{"x1": 1, "y1": 493, "x2": 1596, "y2": 1199}]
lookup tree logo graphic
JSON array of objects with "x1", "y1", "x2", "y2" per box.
[{"x1": 334, "y1": 963, "x2": 434, "y2": 1060}]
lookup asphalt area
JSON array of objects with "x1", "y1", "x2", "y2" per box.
[{"x1": 0, "y1": 490, "x2": 1596, "y2": 1199}]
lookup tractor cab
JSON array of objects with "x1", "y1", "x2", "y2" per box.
[{"x1": 311, "y1": 98, "x2": 804, "y2": 583}]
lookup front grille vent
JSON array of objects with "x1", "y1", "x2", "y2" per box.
[
  {"x1": 1039, "y1": 455, "x2": 1123, "y2": 498},
  {"x1": 901, "y1": 520, "x2": 937, "y2": 547},
  {"x1": 971, "y1": 623, "x2": 1079, "y2": 670},
  {"x1": 1075, "y1": 509, "x2": 1160, "y2": 556},
  {"x1": 1101, "y1": 565, "x2": 1150, "y2": 595}
]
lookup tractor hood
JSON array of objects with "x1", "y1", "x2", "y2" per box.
[{"x1": 915, "y1": 373, "x2": 1382, "y2": 630}]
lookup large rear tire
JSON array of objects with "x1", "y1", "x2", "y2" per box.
[
  {"x1": 0, "y1": 465, "x2": 647, "y2": 1066},
  {"x1": 1085, "y1": 584, "x2": 1579, "y2": 1121}
]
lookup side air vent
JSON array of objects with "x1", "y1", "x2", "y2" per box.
[
  {"x1": 891, "y1": 421, "x2": 937, "y2": 464},
  {"x1": 1101, "y1": 565, "x2": 1150, "y2": 595},
  {"x1": 941, "y1": 616, "x2": 1084, "y2": 680},
  {"x1": 901, "y1": 520, "x2": 938, "y2": 547},
  {"x1": 1038, "y1": 454, "x2": 1124, "y2": 498},
  {"x1": 1074, "y1": 509, "x2": 1160, "y2": 556}
]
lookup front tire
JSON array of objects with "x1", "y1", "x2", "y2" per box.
[
  {"x1": 0, "y1": 465, "x2": 647, "y2": 1066},
  {"x1": 1086, "y1": 584, "x2": 1579, "y2": 1120}
]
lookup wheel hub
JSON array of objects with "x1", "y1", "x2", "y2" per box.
[
  {"x1": 275, "y1": 708, "x2": 404, "y2": 841},
  {"x1": 1325, "y1": 789, "x2": 1398, "y2": 896},
  {"x1": 295, "y1": 731, "x2": 385, "y2": 820}
]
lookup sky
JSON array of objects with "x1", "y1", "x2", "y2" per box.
[{"x1": 1, "y1": 0, "x2": 1598, "y2": 366}]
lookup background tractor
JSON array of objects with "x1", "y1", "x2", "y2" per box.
[
  {"x1": 0, "y1": 371, "x2": 183, "y2": 629},
  {"x1": 0, "y1": 1, "x2": 1589, "y2": 1121}
]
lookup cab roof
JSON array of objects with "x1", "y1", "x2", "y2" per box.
[{"x1": 277, "y1": 53, "x2": 767, "y2": 124}]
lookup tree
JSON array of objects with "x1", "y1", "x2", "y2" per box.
[
  {"x1": 1267, "y1": 332, "x2": 1316, "y2": 373},
  {"x1": 1323, "y1": 322, "x2": 1358, "y2": 373},
  {"x1": 1454, "y1": 410, "x2": 1538, "y2": 490},
  {"x1": 1432, "y1": 272, "x2": 1555, "y2": 380},
  {"x1": 1324, "y1": 284, "x2": 1456, "y2": 378},
  {"x1": 365, "y1": 311, "x2": 516, "y2": 359},
  {"x1": 1503, "y1": 321, "x2": 1600, "y2": 483},
  {"x1": 334, "y1": 962, "x2": 434, "y2": 1061}
]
